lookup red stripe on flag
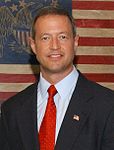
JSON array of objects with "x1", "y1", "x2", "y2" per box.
[
  {"x1": 72, "y1": 1, "x2": 114, "y2": 10},
  {"x1": 75, "y1": 19, "x2": 114, "y2": 28},
  {"x1": 84, "y1": 73, "x2": 114, "y2": 82},
  {"x1": 0, "y1": 92, "x2": 17, "y2": 101},
  {"x1": 79, "y1": 37, "x2": 114, "y2": 46},
  {"x1": 0, "y1": 74, "x2": 37, "y2": 83},
  {"x1": 74, "y1": 55, "x2": 114, "y2": 64}
]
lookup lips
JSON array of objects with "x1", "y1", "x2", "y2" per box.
[
  {"x1": 48, "y1": 53, "x2": 63, "y2": 58},
  {"x1": 49, "y1": 54, "x2": 62, "y2": 58}
]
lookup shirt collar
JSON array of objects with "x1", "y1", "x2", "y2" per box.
[
  {"x1": 38, "y1": 66, "x2": 79, "y2": 99},
  {"x1": 38, "y1": 73, "x2": 51, "y2": 99},
  {"x1": 55, "y1": 66, "x2": 79, "y2": 99}
]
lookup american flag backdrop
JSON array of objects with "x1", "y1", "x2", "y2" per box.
[
  {"x1": 73, "y1": 0, "x2": 114, "y2": 90},
  {"x1": 0, "y1": 0, "x2": 114, "y2": 105}
]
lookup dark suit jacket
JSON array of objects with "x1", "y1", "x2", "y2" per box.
[{"x1": 1, "y1": 72, "x2": 114, "y2": 150}]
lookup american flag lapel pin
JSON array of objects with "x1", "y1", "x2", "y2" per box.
[{"x1": 73, "y1": 115, "x2": 80, "y2": 121}]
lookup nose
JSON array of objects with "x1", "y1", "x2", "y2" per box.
[{"x1": 50, "y1": 37, "x2": 61, "y2": 50}]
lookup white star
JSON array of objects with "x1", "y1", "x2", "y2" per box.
[
  {"x1": 19, "y1": 0, "x2": 26, "y2": 8},
  {"x1": 10, "y1": 4, "x2": 18, "y2": 12}
]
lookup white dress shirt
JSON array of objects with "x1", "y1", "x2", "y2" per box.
[{"x1": 37, "y1": 66, "x2": 79, "y2": 142}]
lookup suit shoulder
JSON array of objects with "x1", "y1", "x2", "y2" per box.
[
  {"x1": 1, "y1": 82, "x2": 37, "y2": 110},
  {"x1": 78, "y1": 72, "x2": 114, "y2": 103},
  {"x1": 89, "y1": 79, "x2": 114, "y2": 97}
]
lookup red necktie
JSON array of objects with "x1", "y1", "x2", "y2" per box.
[{"x1": 39, "y1": 85, "x2": 57, "y2": 150}]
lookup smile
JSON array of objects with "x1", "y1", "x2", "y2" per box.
[{"x1": 49, "y1": 54, "x2": 62, "y2": 58}]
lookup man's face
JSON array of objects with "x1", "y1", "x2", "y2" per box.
[{"x1": 30, "y1": 15, "x2": 79, "y2": 77}]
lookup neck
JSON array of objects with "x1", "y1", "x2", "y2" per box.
[{"x1": 40, "y1": 66, "x2": 74, "y2": 84}]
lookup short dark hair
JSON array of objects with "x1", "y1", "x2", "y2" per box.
[{"x1": 32, "y1": 6, "x2": 76, "y2": 39}]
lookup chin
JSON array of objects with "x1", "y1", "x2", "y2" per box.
[{"x1": 48, "y1": 66, "x2": 71, "y2": 74}]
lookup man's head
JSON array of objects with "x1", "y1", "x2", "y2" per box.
[{"x1": 29, "y1": 6, "x2": 79, "y2": 83}]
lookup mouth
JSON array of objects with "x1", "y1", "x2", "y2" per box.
[
  {"x1": 49, "y1": 54, "x2": 62, "y2": 58},
  {"x1": 48, "y1": 53, "x2": 63, "y2": 59}
]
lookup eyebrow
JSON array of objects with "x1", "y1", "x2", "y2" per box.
[{"x1": 40, "y1": 31, "x2": 71, "y2": 36}]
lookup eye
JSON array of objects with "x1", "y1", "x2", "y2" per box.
[
  {"x1": 41, "y1": 35, "x2": 50, "y2": 41},
  {"x1": 58, "y1": 34, "x2": 69, "y2": 40}
]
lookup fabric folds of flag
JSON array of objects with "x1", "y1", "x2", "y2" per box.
[{"x1": 72, "y1": 0, "x2": 114, "y2": 90}]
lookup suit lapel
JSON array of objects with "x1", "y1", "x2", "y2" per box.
[
  {"x1": 16, "y1": 72, "x2": 93, "y2": 150},
  {"x1": 16, "y1": 83, "x2": 40, "y2": 150},
  {"x1": 55, "y1": 73, "x2": 93, "y2": 150}
]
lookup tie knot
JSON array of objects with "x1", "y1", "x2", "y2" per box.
[{"x1": 48, "y1": 85, "x2": 57, "y2": 97}]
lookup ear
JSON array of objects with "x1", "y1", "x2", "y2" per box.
[
  {"x1": 74, "y1": 35, "x2": 79, "y2": 47},
  {"x1": 74, "y1": 35, "x2": 79, "y2": 53},
  {"x1": 29, "y1": 37, "x2": 37, "y2": 54}
]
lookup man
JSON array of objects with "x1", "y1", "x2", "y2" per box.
[{"x1": 1, "y1": 6, "x2": 114, "y2": 150}]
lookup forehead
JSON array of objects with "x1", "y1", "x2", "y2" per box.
[{"x1": 34, "y1": 14, "x2": 71, "y2": 27}]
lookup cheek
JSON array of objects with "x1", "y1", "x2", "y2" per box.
[
  {"x1": 35, "y1": 50, "x2": 47, "y2": 62},
  {"x1": 65, "y1": 44, "x2": 75, "y2": 55}
]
